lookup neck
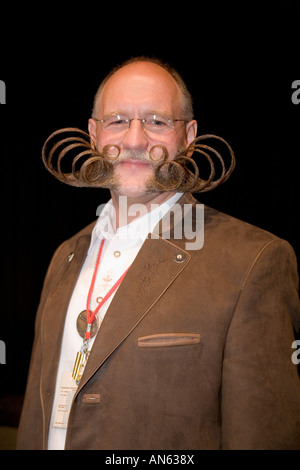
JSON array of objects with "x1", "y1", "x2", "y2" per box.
[{"x1": 110, "y1": 190, "x2": 177, "y2": 229}]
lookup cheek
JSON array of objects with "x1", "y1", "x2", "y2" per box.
[
  {"x1": 156, "y1": 131, "x2": 187, "y2": 158},
  {"x1": 95, "y1": 134, "x2": 114, "y2": 151}
]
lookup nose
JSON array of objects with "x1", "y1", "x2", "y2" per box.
[{"x1": 121, "y1": 119, "x2": 148, "y2": 151}]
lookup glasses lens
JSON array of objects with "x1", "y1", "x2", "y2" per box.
[
  {"x1": 144, "y1": 114, "x2": 174, "y2": 134},
  {"x1": 102, "y1": 115, "x2": 129, "y2": 132}
]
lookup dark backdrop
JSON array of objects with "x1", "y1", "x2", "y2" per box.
[{"x1": 1, "y1": 5, "x2": 299, "y2": 431}]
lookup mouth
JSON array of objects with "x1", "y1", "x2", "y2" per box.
[{"x1": 119, "y1": 159, "x2": 151, "y2": 166}]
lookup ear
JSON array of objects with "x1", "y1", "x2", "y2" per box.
[
  {"x1": 88, "y1": 118, "x2": 97, "y2": 148},
  {"x1": 185, "y1": 120, "x2": 197, "y2": 157},
  {"x1": 185, "y1": 120, "x2": 197, "y2": 147}
]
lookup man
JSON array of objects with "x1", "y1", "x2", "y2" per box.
[{"x1": 17, "y1": 57, "x2": 300, "y2": 450}]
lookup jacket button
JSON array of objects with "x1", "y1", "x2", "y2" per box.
[{"x1": 174, "y1": 253, "x2": 186, "y2": 263}]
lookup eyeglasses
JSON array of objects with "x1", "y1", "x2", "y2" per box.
[{"x1": 92, "y1": 114, "x2": 187, "y2": 135}]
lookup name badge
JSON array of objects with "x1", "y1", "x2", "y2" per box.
[{"x1": 53, "y1": 371, "x2": 78, "y2": 428}]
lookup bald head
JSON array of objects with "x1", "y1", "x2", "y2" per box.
[{"x1": 92, "y1": 57, "x2": 194, "y2": 121}]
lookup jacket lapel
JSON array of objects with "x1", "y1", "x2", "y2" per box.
[
  {"x1": 77, "y1": 235, "x2": 191, "y2": 391},
  {"x1": 40, "y1": 234, "x2": 91, "y2": 415}
]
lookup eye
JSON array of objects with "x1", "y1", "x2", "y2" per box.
[
  {"x1": 108, "y1": 116, "x2": 128, "y2": 127},
  {"x1": 147, "y1": 115, "x2": 169, "y2": 128},
  {"x1": 153, "y1": 120, "x2": 166, "y2": 127}
]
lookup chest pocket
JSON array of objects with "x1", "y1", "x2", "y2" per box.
[{"x1": 137, "y1": 333, "x2": 201, "y2": 348}]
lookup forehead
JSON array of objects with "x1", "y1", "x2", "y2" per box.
[{"x1": 97, "y1": 62, "x2": 182, "y2": 115}]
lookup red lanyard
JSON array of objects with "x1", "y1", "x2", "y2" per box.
[{"x1": 85, "y1": 238, "x2": 130, "y2": 340}]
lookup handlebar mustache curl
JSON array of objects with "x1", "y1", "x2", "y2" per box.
[{"x1": 42, "y1": 127, "x2": 235, "y2": 193}]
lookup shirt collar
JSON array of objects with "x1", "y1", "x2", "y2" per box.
[{"x1": 88, "y1": 192, "x2": 183, "y2": 254}]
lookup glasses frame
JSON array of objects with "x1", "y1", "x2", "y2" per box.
[{"x1": 92, "y1": 114, "x2": 187, "y2": 135}]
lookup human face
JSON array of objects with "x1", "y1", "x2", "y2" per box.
[{"x1": 88, "y1": 62, "x2": 197, "y2": 199}]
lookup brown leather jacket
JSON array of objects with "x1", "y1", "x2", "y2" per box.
[{"x1": 17, "y1": 193, "x2": 300, "y2": 449}]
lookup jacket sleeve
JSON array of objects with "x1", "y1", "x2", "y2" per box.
[
  {"x1": 16, "y1": 241, "x2": 69, "y2": 450},
  {"x1": 221, "y1": 238, "x2": 300, "y2": 449}
]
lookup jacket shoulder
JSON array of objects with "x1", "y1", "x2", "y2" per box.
[
  {"x1": 182, "y1": 193, "x2": 283, "y2": 248},
  {"x1": 194, "y1": 203, "x2": 298, "y2": 289},
  {"x1": 203, "y1": 204, "x2": 283, "y2": 247}
]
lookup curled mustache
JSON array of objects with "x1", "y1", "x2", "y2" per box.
[{"x1": 42, "y1": 127, "x2": 235, "y2": 193}]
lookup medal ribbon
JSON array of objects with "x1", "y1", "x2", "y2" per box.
[
  {"x1": 72, "y1": 238, "x2": 130, "y2": 383},
  {"x1": 85, "y1": 238, "x2": 130, "y2": 339}
]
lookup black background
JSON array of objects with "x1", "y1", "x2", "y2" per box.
[{"x1": 0, "y1": 4, "x2": 299, "y2": 431}]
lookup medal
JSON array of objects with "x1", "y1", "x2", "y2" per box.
[{"x1": 76, "y1": 310, "x2": 98, "y2": 339}]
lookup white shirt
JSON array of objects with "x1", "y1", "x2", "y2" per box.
[{"x1": 47, "y1": 192, "x2": 182, "y2": 449}]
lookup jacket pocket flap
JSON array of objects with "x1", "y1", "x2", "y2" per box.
[{"x1": 137, "y1": 333, "x2": 201, "y2": 348}]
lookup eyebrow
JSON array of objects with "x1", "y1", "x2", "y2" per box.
[
  {"x1": 94, "y1": 110, "x2": 122, "y2": 119},
  {"x1": 100, "y1": 109, "x2": 173, "y2": 119}
]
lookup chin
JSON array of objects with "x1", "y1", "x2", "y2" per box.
[
  {"x1": 113, "y1": 184, "x2": 152, "y2": 199},
  {"x1": 113, "y1": 167, "x2": 156, "y2": 199}
]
